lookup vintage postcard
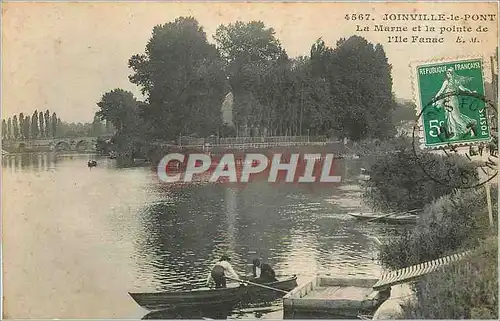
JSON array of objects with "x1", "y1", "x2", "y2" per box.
[{"x1": 1, "y1": 1, "x2": 498, "y2": 320}]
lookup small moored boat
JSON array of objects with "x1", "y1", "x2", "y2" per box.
[
  {"x1": 87, "y1": 160, "x2": 97, "y2": 167},
  {"x1": 348, "y1": 210, "x2": 419, "y2": 225},
  {"x1": 283, "y1": 276, "x2": 390, "y2": 319}
]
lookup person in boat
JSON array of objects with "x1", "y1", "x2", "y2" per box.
[
  {"x1": 252, "y1": 259, "x2": 278, "y2": 283},
  {"x1": 206, "y1": 254, "x2": 240, "y2": 288}
]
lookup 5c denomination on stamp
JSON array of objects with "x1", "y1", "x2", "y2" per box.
[
  {"x1": 410, "y1": 57, "x2": 498, "y2": 189},
  {"x1": 412, "y1": 58, "x2": 492, "y2": 149}
]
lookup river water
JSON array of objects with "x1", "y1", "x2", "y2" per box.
[{"x1": 2, "y1": 153, "x2": 398, "y2": 319}]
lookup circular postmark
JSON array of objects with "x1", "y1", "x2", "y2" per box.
[{"x1": 412, "y1": 90, "x2": 498, "y2": 189}]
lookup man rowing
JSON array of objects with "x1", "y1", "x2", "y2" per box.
[
  {"x1": 252, "y1": 258, "x2": 278, "y2": 283},
  {"x1": 206, "y1": 254, "x2": 240, "y2": 288}
]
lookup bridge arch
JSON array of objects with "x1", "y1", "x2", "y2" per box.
[
  {"x1": 75, "y1": 140, "x2": 88, "y2": 151},
  {"x1": 55, "y1": 141, "x2": 71, "y2": 151}
]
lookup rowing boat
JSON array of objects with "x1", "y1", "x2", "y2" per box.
[
  {"x1": 129, "y1": 284, "x2": 247, "y2": 312},
  {"x1": 129, "y1": 275, "x2": 298, "y2": 312},
  {"x1": 348, "y1": 212, "x2": 417, "y2": 225}
]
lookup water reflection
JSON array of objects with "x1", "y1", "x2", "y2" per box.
[
  {"x1": 2, "y1": 152, "x2": 67, "y2": 172},
  {"x1": 142, "y1": 306, "x2": 234, "y2": 320},
  {"x1": 3, "y1": 153, "x2": 397, "y2": 319}
]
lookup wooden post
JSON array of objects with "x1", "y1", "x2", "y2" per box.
[
  {"x1": 484, "y1": 164, "x2": 494, "y2": 227},
  {"x1": 491, "y1": 54, "x2": 497, "y2": 103},
  {"x1": 486, "y1": 53, "x2": 497, "y2": 227},
  {"x1": 486, "y1": 182, "x2": 493, "y2": 227}
]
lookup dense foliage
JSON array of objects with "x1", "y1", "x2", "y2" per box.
[
  {"x1": 366, "y1": 138, "x2": 499, "y2": 319},
  {"x1": 94, "y1": 17, "x2": 405, "y2": 159},
  {"x1": 400, "y1": 236, "x2": 498, "y2": 319},
  {"x1": 128, "y1": 17, "x2": 227, "y2": 139},
  {"x1": 362, "y1": 143, "x2": 479, "y2": 211},
  {"x1": 378, "y1": 187, "x2": 497, "y2": 270}
]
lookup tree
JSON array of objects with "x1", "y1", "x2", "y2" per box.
[
  {"x1": 91, "y1": 115, "x2": 104, "y2": 136},
  {"x1": 57, "y1": 118, "x2": 62, "y2": 137},
  {"x1": 214, "y1": 20, "x2": 289, "y2": 135},
  {"x1": 7, "y1": 118, "x2": 12, "y2": 139},
  {"x1": 23, "y1": 115, "x2": 30, "y2": 139},
  {"x1": 51, "y1": 112, "x2": 57, "y2": 138},
  {"x1": 393, "y1": 99, "x2": 417, "y2": 124},
  {"x1": 214, "y1": 20, "x2": 285, "y2": 73},
  {"x1": 309, "y1": 36, "x2": 396, "y2": 140},
  {"x1": 12, "y1": 115, "x2": 18, "y2": 139},
  {"x1": 128, "y1": 16, "x2": 227, "y2": 139},
  {"x1": 96, "y1": 89, "x2": 140, "y2": 133},
  {"x1": 2, "y1": 119, "x2": 7, "y2": 139},
  {"x1": 39, "y1": 111, "x2": 44, "y2": 138},
  {"x1": 31, "y1": 110, "x2": 39, "y2": 138},
  {"x1": 44, "y1": 110, "x2": 50, "y2": 138},
  {"x1": 19, "y1": 113, "x2": 24, "y2": 139}
]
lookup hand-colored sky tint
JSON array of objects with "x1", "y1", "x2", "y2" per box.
[{"x1": 2, "y1": 2, "x2": 497, "y2": 122}]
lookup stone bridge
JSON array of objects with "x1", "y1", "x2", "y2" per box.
[{"x1": 3, "y1": 136, "x2": 100, "y2": 152}]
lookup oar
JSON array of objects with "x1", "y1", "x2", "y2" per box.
[
  {"x1": 395, "y1": 208, "x2": 419, "y2": 215},
  {"x1": 225, "y1": 276, "x2": 289, "y2": 294},
  {"x1": 364, "y1": 211, "x2": 398, "y2": 223},
  {"x1": 365, "y1": 209, "x2": 420, "y2": 223}
]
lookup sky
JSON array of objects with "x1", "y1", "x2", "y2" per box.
[{"x1": 2, "y1": 2, "x2": 498, "y2": 123}]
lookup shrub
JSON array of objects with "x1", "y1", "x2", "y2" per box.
[
  {"x1": 379, "y1": 186, "x2": 498, "y2": 270},
  {"x1": 362, "y1": 143, "x2": 479, "y2": 212},
  {"x1": 353, "y1": 136, "x2": 411, "y2": 158},
  {"x1": 399, "y1": 236, "x2": 498, "y2": 319}
]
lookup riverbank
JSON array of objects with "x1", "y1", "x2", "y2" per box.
[{"x1": 362, "y1": 137, "x2": 498, "y2": 319}]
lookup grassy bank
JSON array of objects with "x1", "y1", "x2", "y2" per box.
[{"x1": 363, "y1": 138, "x2": 498, "y2": 319}]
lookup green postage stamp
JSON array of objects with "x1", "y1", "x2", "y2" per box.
[{"x1": 411, "y1": 58, "x2": 492, "y2": 149}]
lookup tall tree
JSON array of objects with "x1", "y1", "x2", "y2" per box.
[
  {"x1": 7, "y1": 118, "x2": 12, "y2": 139},
  {"x1": 91, "y1": 115, "x2": 104, "y2": 136},
  {"x1": 96, "y1": 89, "x2": 140, "y2": 133},
  {"x1": 23, "y1": 115, "x2": 31, "y2": 139},
  {"x1": 56, "y1": 117, "x2": 64, "y2": 137},
  {"x1": 19, "y1": 113, "x2": 24, "y2": 139},
  {"x1": 57, "y1": 118, "x2": 62, "y2": 137},
  {"x1": 2, "y1": 119, "x2": 7, "y2": 139},
  {"x1": 128, "y1": 16, "x2": 227, "y2": 139},
  {"x1": 104, "y1": 120, "x2": 111, "y2": 134},
  {"x1": 309, "y1": 35, "x2": 396, "y2": 140},
  {"x1": 31, "y1": 110, "x2": 39, "y2": 138},
  {"x1": 214, "y1": 20, "x2": 288, "y2": 135},
  {"x1": 12, "y1": 115, "x2": 19, "y2": 139},
  {"x1": 44, "y1": 110, "x2": 50, "y2": 138},
  {"x1": 39, "y1": 111, "x2": 44, "y2": 138},
  {"x1": 214, "y1": 21, "x2": 285, "y2": 72},
  {"x1": 51, "y1": 112, "x2": 57, "y2": 138}
]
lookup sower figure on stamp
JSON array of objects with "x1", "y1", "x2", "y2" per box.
[
  {"x1": 433, "y1": 68, "x2": 478, "y2": 140},
  {"x1": 206, "y1": 254, "x2": 240, "y2": 288}
]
